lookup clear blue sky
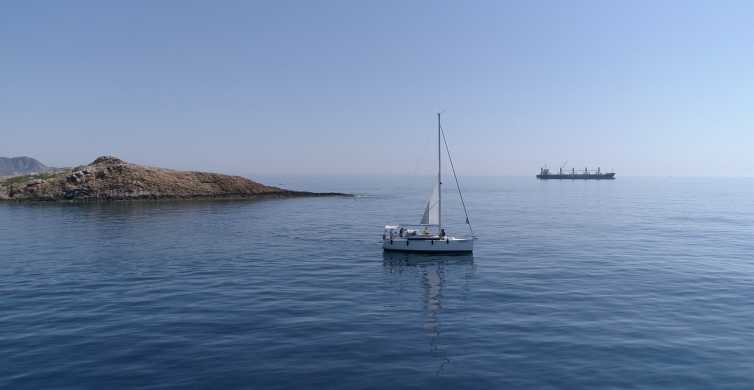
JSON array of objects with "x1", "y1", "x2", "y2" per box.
[{"x1": 2, "y1": 1, "x2": 753, "y2": 176}]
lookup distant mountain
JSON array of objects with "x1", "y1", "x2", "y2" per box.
[
  {"x1": 0, "y1": 156, "x2": 349, "y2": 201},
  {"x1": 0, "y1": 156, "x2": 50, "y2": 176}
]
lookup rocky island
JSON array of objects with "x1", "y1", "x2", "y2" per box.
[{"x1": 0, "y1": 156, "x2": 348, "y2": 201}]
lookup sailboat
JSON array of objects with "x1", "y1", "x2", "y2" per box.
[{"x1": 382, "y1": 113, "x2": 475, "y2": 253}]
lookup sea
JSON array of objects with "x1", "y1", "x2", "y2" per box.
[{"x1": 1, "y1": 176, "x2": 753, "y2": 389}]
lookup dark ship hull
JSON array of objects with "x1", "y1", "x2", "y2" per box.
[{"x1": 537, "y1": 172, "x2": 615, "y2": 180}]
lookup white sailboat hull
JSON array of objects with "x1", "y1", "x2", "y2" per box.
[{"x1": 382, "y1": 237, "x2": 474, "y2": 253}]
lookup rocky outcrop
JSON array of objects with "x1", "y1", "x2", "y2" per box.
[
  {"x1": 0, "y1": 156, "x2": 348, "y2": 201},
  {"x1": 0, "y1": 156, "x2": 51, "y2": 177}
]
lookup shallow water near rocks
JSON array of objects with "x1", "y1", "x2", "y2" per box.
[{"x1": 2, "y1": 176, "x2": 754, "y2": 389}]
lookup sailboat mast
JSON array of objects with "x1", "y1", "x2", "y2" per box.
[{"x1": 437, "y1": 112, "x2": 442, "y2": 230}]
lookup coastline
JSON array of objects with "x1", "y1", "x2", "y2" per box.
[
  {"x1": 0, "y1": 191, "x2": 352, "y2": 203},
  {"x1": 0, "y1": 156, "x2": 351, "y2": 202}
]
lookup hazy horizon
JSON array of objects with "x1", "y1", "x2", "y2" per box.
[{"x1": 3, "y1": 1, "x2": 753, "y2": 177}]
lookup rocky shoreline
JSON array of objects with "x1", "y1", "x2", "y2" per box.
[{"x1": 0, "y1": 156, "x2": 350, "y2": 202}]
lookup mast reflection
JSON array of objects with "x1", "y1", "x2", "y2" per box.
[{"x1": 382, "y1": 252, "x2": 474, "y2": 375}]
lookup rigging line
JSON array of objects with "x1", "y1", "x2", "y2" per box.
[{"x1": 439, "y1": 124, "x2": 475, "y2": 238}]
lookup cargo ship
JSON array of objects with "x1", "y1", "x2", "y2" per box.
[{"x1": 537, "y1": 167, "x2": 615, "y2": 180}]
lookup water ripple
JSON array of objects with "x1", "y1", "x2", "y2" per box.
[{"x1": 1, "y1": 177, "x2": 754, "y2": 388}]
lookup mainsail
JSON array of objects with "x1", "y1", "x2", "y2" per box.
[{"x1": 420, "y1": 182, "x2": 440, "y2": 225}]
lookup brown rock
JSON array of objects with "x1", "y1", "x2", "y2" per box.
[{"x1": 0, "y1": 156, "x2": 349, "y2": 201}]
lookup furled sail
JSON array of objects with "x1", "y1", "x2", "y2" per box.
[{"x1": 420, "y1": 183, "x2": 440, "y2": 225}]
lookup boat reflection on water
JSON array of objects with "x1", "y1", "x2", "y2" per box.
[
  {"x1": 382, "y1": 252, "x2": 474, "y2": 375},
  {"x1": 382, "y1": 251, "x2": 474, "y2": 268}
]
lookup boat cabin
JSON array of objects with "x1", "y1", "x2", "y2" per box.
[{"x1": 384, "y1": 225, "x2": 446, "y2": 240}]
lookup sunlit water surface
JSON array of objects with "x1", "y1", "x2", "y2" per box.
[{"x1": 1, "y1": 176, "x2": 753, "y2": 389}]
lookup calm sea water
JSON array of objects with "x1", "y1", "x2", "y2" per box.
[{"x1": 1, "y1": 176, "x2": 754, "y2": 389}]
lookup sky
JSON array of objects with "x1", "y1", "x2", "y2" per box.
[{"x1": 2, "y1": 0, "x2": 753, "y2": 176}]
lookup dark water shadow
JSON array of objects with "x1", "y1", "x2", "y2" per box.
[{"x1": 382, "y1": 251, "x2": 474, "y2": 268}]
